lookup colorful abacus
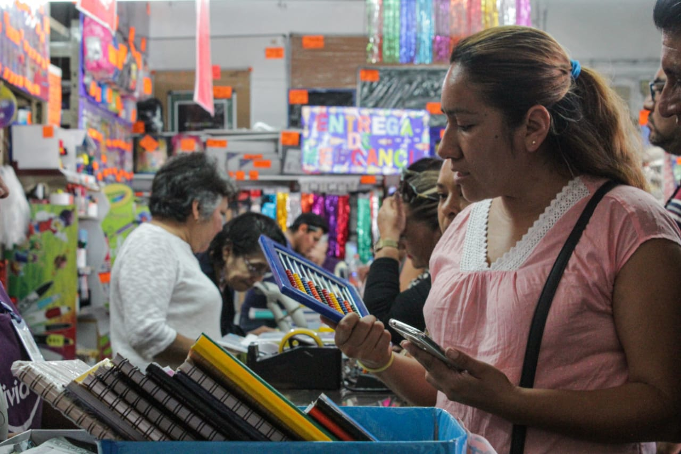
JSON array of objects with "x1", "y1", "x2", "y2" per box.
[{"x1": 259, "y1": 235, "x2": 369, "y2": 323}]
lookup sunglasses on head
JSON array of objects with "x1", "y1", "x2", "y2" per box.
[{"x1": 399, "y1": 169, "x2": 439, "y2": 204}]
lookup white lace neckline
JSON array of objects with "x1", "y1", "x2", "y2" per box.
[{"x1": 461, "y1": 177, "x2": 591, "y2": 271}]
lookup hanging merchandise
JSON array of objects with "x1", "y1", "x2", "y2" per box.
[
  {"x1": 415, "y1": 0, "x2": 434, "y2": 64},
  {"x1": 497, "y1": 0, "x2": 516, "y2": 25},
  {"x1": 194, "y1": 0, "x2": 214, "y2": 115},
  {"x1": 516, "y1": 0, "x2": 532, "y2": 26},
  {"x1": 481, "y1": 0, "x2": 498, "y2": 29},
  {"x1": 370, "y1": 190, "x2": 381, "y2": 250},
  {"x1": 0, "y1": 166, "x2": 30, "y2": 248},
  {"x1": 82, "y1": 17, "x2": 118, "y2": 83},
  {"x1": 336, "y1": 195, "x2": 350, "y2": 260},
  {"x1": 325, "y1": 195, "x2": 339, "y2": 259},
  {"x1": 450, "y1": 0, "x2": 468, "y2": 46},
  {"x1": 382, "y1": 0, "x2": 400, "y2": 63},
  {"x1": 366, "y1": 0, "x2": 383, "y2": 64},
  {"x1": 399, "y1": 0, "x2": 417, "y2": 64},
  {"x1": 261, "y1": 194, "x2": 277, "y2": 220},
  {"x1": 467, "y1": 0, "x2": 483, "y2": 35},
  {"x1": 0, "y1": 84, "x2": 17, "y2": 128},
  {"x1": 276, "y1": 192, "x2": 289, "y2": 233},
  {"x1": 311, "y1": 194, "x2": 326, "y2": 218},
  {"x1": 288, "y1": 193, "x2": 302, "y2": 228},
  {"x1": 356, "y1": 196, "x2": 373, "y2": 265},
  {"x1": 433, "y1": 0, "x2": 451, "y2": 63},
  {"x1": 301, "y1": 193, "x2": 314, "y2": 213}
]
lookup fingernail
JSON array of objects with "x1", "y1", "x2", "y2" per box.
[
  {"x1": 447, "y1": 349, "x2": 459, "y2": 360},
  {"x1": 400, "y1": 341, "x2": 406, "y2": 348}
]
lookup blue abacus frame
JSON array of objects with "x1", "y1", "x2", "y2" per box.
[{"x1": 259, "y1": 235, "x2": 369, "y2": 323}]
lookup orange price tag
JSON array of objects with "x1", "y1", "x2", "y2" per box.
[
  {"x1": 426, "y1": 102, "x2": 442, "y2": 115},
  {"x1": 440, "y1": 129, "x2": 445, "y2": 139},
  {"x1": 143, "y1": 77, "x2": 152, "y2": 95},
  {"x1": 639, "y1": 109, "x2": 650, "y2": 127},
  {"x1": 360, "y1": 175, "x2": 377, "y2": 184},
  {"x1": 213, "y1": 86, "x2": 233, "y2": 99},
  {"x1": 99, "y1": 272, "x2": 111, "y2": 284},
  {"x1": 132, "y1": 121, "x2": 145, "y2": 134},
  {"x1": 212, "y1": 65, "x2": 221, "y2": 80},
  {"x1": 249, "y1": 170, "x2": 259, "y2": 180},
  {"x1": 206, "y1": 139, "x2": 228, "y2": 148},
  {"x1": 243, "y1": 154, "x2": 263, "y2": 160},
  {"x1": 140, "y1": 37, "x2": 147, "y2": 53},
  {"x1": 253, "y1": 160, "x2": 272, "y2": 169},
  {"x1": 265, "y1": 47, "x2": 285, "y2": 59},
  {"x1": 302, "y1": 35, "x2": 324, "y2": 49},
  {"x1": 139, "y1": 135, "x2": 159, "y2": 152},
  {"x1": 360, "y1": 69, "x2": 380, "y2": 82},
  {"x1": 235, "y1": 171, "x2": 246, "y2": 180},
  {"x1": 42, "y1": 125, "x2": 54, "y2": 138},
  {"x1": 180, "y1": 138, "x2": 195, "y2": 152},
  {"x1": 280, "y1": 131, "x2": 300, "y2": 146},
  {"x1": 289, "y1": 89, "x2": 309, "y2": 105}
]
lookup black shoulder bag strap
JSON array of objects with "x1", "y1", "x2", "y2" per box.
[{"x1": 509, "y1": 180, "x2": 619, "y2": 454}]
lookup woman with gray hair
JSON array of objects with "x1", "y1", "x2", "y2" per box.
[{"x1": 110, "y1": 152, "x2": 236, "y2": 369}]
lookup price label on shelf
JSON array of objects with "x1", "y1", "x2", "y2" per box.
[
  {"x1": 289, "y1": 90, "x2": 309, "y2": 105},
  {"x1": 302, "y1": 35, "x2": 325, "y2": 49},
  {"x1": 213, "y1": 86, "x2": 233, "y2": 99},
  {"x1": 426, "y1": 102, "x2": 442, "y2": 115},
  {"x1": 360, "y1": 69, "x2": 380, "y2": 82},
  {"x1": 265, "y1": 47, "x2": 285, "y2": 59},
  {"x1": 280, "y1": 131, "x2": 300, "y2": 146}
]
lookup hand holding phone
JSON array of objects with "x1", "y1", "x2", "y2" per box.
[{"x1": 389, "y1": 319, "x2": 463, "y2": 371}]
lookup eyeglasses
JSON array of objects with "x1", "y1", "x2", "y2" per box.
[
  {"x1": 399, "y1": 169, "x2": 439, "y2": 204},
  {"x1": 243, "y1": 256, "x2": 270, "y2": 278},
  {"x1": 650, "y1": 80, "x2": 666, "y2": 103}
]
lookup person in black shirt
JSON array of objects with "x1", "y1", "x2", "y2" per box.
[
  {"x1": 364, "y1": 158, "x2": 468, "y2": 343},
  {"x1": 198, "y1": 212, "x2": 287, "y2": 336}
]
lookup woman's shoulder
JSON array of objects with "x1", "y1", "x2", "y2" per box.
[{"x1": 582, "y1": 176, "x2": 680, "y2": 238}]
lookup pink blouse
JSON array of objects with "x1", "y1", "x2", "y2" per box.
[{"x1": 424, "y1": 176, "x2": 681, "y2": 453}]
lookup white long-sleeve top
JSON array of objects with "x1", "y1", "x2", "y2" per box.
[{"x1": 110, "y1": 223, "x2": 221, "y2": 368}]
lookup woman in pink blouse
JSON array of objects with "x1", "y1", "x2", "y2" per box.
[{"x1": 328, "y1": 26, "x2": 681, "y2": 453}]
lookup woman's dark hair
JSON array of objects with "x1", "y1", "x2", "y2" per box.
[
  {"x1": 450, "y1": 26, "x2": 647, "y2": 190},
  {"x1": 149, "y1": 152, "x2": 237, "y2": 223},
  {"x1": 654, "y1": 0, "x2": 681, "y2": 34},
  {"x1": 401, "y1": 157, "x2": 442, "y2": 232},
  {"x1": 208, "y1": 212, "x2": 287, "y2": 272}
]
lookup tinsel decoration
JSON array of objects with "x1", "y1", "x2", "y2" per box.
[
  {"x1": 367, "y1": 0, "x2": 383, "y2": 63},
  {"x1": 370, "y1": 190, "x2": 381, "y2": 251},
  {"x1": 382, "y1": 0, "x2": 401, "y2": 63},
  {"x1": 497, "y1": 0, "x2": 516, "y2": 25},
  {"x1": 301, "y1": 193, "x2": 314, "y2": 213},
  {"x1": 357, "y1": 196, "x2": 374, "y2": 264},
  {"x1": 415, "y1": 0, "x2": 434, "y2": 64},
  {"x1": 288, "y1": 192, "x2": 302, "y2": 228},
  {"x1": 276, "y1": 192, "x2": 289, "y2": 232},
  {"x1": 450, "y1": 0, "x2": 468, "y2": 46},
  {"x1": 516, "y1": 0, "x2": 531, "y2": 26},
  {"x1": 311, "y1": 193, "x2": 326, "y2": 218},
  {"x1": 467, "y1": 0, "x2": 482, "y2": 35},
  {"x1": 325, "y1": 195, "x2": 339, "y2": 259},
  {"x1": 481, "y1": 0, "x2": 498, "y2": 29},
  {"x1": 433, "y1": 0, "x2": 450, "y2": 63},
  {"x1": 261, "y1": 194, "x2": 277, "y2": 220},
  {"x1": 400, "y1": 0, "x2": 417, "y2": 63},
  {"x1": 335, "y1": 195, "x2": 350, "y2": 259}
]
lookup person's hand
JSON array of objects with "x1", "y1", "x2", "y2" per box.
[
  {"x1": 248, "y1": 325, "x2": 276, "y2": 335},
  {"x1": 323, "y1": 313, "x2": 392, "y2": 369},
  {"x1": 401, "y1": 341, "x2": 518, "y2": 413},
  {"x1": 657, "y1": 442, "x2": 681, "y2": 454},
  {"x1": 377, "y1": 194, "x2": 406, "y2": 242}
]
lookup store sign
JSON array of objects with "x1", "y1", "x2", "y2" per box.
[
  {"x1": 301, "y1": 106, "x2": 431, "y2": 175},
  {"x1": 77, "y1": 0, "x2": 117, "y2": 34}
]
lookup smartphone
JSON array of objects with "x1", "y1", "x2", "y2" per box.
[{"x1": 389, "y1": 319, "x2": 462, "y2": 371}]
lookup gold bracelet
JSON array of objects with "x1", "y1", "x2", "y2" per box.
[{"x1": 357, "y1": 352, "x2": 395, "y2": 374}]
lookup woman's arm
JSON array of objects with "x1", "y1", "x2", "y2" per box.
[
  {"x1": 404, "y1": 238, "x2": 681, "y2": 443},
  {"x1": 330, "y1": 313, "x2": 438, "y2": 406}
]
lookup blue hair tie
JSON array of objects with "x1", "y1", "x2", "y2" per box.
[{"x1": 570, "y1": 59, "x2": 581, "y2": 80}]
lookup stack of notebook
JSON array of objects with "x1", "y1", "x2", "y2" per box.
[{"x1": 11, "y1": 334, "x2": 377, "y2": 443}]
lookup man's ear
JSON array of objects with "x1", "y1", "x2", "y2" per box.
[
  {"x1": 222, "y1": 245, "x2": 232, "y2": 263},
  {"x1": 192, "y1": 200, "x2": 201, "y2": 221},
  {"x1": 523, "y1": 105, "x2": 551, "y2": 152}
]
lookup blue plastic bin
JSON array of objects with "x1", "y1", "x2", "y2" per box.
[{"x1": 98, "y1": 407, "x2": 468, "y2": 454}]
